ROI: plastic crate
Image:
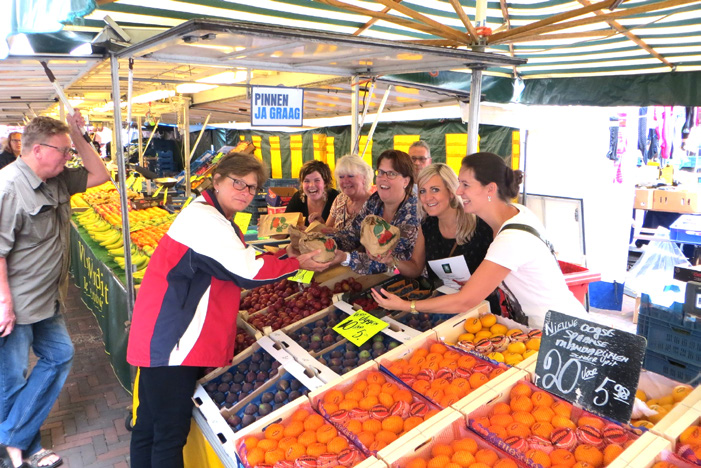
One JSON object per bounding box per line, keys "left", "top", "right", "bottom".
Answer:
{"left": 670, "top": 214, "right": 701, "bottom": 244}
{"left": 558, "top": 260, "right": 601, "bottom": 305}
{"left": 642, "top": 348, "right": 701, "bottom": 383}
{"left": 637, "top": 311, "right": 701, "bottom": 367}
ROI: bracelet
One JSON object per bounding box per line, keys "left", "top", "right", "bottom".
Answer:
{"left": 409, "top": 300, "right": 417, "bottom": 315}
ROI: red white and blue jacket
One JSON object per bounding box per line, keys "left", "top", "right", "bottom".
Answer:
{"left": 127, "top": 190, "right": 299, "bottom": 368}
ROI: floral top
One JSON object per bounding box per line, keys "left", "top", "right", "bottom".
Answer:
{"left": 328, "top": 192, "right": 365, "bottom": 230}
{"left": 333, "top": 192, "right": 419, "bottom": 275}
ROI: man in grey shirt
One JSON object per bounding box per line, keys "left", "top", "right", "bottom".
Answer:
{"left": 0, "top": 113, "right": 109, "bottom": 468}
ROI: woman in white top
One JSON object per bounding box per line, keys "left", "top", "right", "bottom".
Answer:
{"left": 371, "top": 152, "right": 586, "bottom": 329}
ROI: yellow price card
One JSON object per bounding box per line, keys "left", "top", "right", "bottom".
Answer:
{"left": 333, "top": 309, "right": 388, "bottom": 347}
{"left": 289, "top": 269, "right": 314, "bottom": 284}
{"left": 234, "top": 212, "right": 252, "bottom": 233}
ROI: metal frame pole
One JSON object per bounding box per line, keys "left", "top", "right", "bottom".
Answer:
{"left": 350, "top": 76, "right": 359, "bottom": 154}
{"left": 361, "top": 85, "right": 392, "bottom": 160}
{"left": 137, "top": 115, "right": 143, "bottom": 167}
{"left": 110, "top": 53, "right": 136, "bottom": 316}
{"left": 183, "top": 97, "right": 192, "bottom": 198}
{"left": 467, "top": 68, "right": 483, "bottom": 155}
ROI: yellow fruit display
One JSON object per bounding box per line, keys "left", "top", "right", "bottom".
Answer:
{"left": 464, "top": 318, "right": 482, "bottom": 334}
{"left": 630, "top": 384, "right": 694, "bottom": 427}
{"left": 454, "top": 314, "right": 540, "bottom": 365}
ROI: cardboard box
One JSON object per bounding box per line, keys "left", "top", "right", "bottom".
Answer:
{"left": 635, "top": 189, "right": 655, "bottom": 210}
{"left": 674, "top": 263, "right": 701, "bottom": 283}
{"left": 653, "top": 189, "right": 700, "bottom": 214}
{"left": 265, "top": 186, "right": 297, "bottom": 207}
{"left": 266, "top": 205, "right": 286, "bottom": 214}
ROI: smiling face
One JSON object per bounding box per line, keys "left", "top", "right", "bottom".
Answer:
{"left": 337, "top": 171, "right": 365, "bottom": 199}
{"left": 456, "top": 167, "right": 492, "bottom": 215}
{"left": 302, "top": 170, "right": 326, "bottom": 202}
{"left": 375, "top": 159, "right": 410, "bottom": 206}
{"left": 213, "top": 171, "right": 257, "bottom": 218}
{"left": 419, "top": 174, "right": 453, "bottom": 218}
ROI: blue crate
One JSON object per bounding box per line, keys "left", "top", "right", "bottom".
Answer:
{"left": 637, "top": 311, "right": 701, "bottom": 367}
{"left": 670, "top": 214, "right": 701, "bottom": 245}
{"left": 639, "top": 294, "right": 701, "bottom": 331}
{"left": 264, "top": 178, "right": 298, "bottom": 188}
{"left": 642, "top": 349, "right": 701, "bottom": 384}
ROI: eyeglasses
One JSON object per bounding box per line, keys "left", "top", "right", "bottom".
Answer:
{"left": 227, "top": 175, "right": 257, "bottom": 195}
{"left": 39, "top": 143, "right": 77, "bottom": 156}
{"left": 10, "top": 139, "right": 21, "bottom": 143}
{"left": 375, "top": 169, "right": 400, "bottom": 180}
{"left": 411, "top": 156, "right": 430, "bottom": 163}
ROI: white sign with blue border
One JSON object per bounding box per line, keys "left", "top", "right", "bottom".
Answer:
{"left": 251, "top": 86, "right": 304, "bottom": 127}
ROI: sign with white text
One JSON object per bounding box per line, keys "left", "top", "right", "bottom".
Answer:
{"left": 534, "top": 311, "right": 646, "bottom": 424}
{"left": 251, "top": 86, "right": 304, "bottom": 127}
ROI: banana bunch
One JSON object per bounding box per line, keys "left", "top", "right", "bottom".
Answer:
{"left": 113, "top": 253, "right": 149, "bottom": 272}
{"left": 70, "top": 194, "right": 89, "bottom": 209}
{"left": 76, "top": 210, "right": 116, "bottom": 242}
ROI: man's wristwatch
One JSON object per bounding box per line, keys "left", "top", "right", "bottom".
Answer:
{"left": 410, "top": 300, "right": 417, "bottom": 315}
{"left": 341, "top": 252, "right": 351, "bottom": 267}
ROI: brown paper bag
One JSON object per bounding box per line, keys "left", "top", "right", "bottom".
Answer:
{"left": 258, "top": 213, "right": 303, "bottom": 237}
{"left": 360, "top": 215, "right": 400, "bottom": 257}
{"left": 299, "top": 232, "right": 337, "bottom": 263}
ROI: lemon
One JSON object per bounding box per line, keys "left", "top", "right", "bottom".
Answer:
{"left": 507, "top": 341, "right": 527, "bottom": 355}
{"left": 480, "top": 313, "right": 497, "bottom": 328}
{"left": 488, "top": 352, "right": 505, "bottom": 363}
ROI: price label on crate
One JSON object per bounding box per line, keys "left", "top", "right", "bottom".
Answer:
{"left": 289, "top": 269, "right": 314, "bottom": 284}
{"left": 333, "top": 309, "right": 388, "bottom": 347}
{"left": 534, "top": 311, "right": 647, "bottom": 424}
{"left": 234, "top": 212, "right": 252, "bottom": 234}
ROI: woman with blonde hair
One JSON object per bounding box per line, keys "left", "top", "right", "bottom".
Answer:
{"left": 325, "top": 154, "right": 373, "bottom": 231}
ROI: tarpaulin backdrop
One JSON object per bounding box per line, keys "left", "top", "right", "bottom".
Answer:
{"left": 194, "top": 119, "right": 518, "bottom": 180}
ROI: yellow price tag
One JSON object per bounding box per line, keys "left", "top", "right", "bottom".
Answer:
{"left": 153, "top": 185, "right": 163, "bottom": 197}
{"left": 289, "top": 269, "right": 314, "bottom": 284}
{"left": 333, "top": 309, "right": 388, "bottom": 347}
{"left": 234, "top": 212, "right": 252, "bottom": 233}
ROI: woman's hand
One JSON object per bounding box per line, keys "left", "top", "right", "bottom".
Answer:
{"left": 368, "top": 249, "right": 395, "bottom": 265}
{"left": 370, "top": 288, "right": 408, "bottom": 312}
{"left": 297, "top": 250, "right": 332, "bottom": 272}
{"left": 308, "top": 212, "right": 323, "bottom": 223}
{"left": 286, "top": 243, "right": 301, "bottom": 258}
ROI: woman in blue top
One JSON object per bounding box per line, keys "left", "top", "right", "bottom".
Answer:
{"left": 331, "top": 150, "right": 419, "bottom": 275}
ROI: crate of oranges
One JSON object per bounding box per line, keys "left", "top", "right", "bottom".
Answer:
{"left": 377, "top": 330, "right": 516, "bottom": 408}
{"left": 623, "top": 431, "right": 701, "bottom": 468}
{"left": 655, "top": 400, "right": 701, "bottom": 467}
{"left": 234, "top": 397, "right": 374, "bottom": 468}
{"left": 630, "top": 370, "right": 695, "bottom": 430}
{"left": 308, "top": 361, "right": 442, "bottom": 456}
{"left": 381, "top": 406, "right": 528, "bottom": 468}
{"left": 467, "top": 378, "right": 641, "bottom": 468}
{"left": 434, "top": 310, "right": 541, "bottom": 371}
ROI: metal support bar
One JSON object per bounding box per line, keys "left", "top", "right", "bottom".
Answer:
{"left": 137, "top": 115, "right": 143, "bottom": 167}
{"left": 350, "top": 76, "right": 359, "bottom": 155}
{"left": 467, "top": 68, "right": 482, "bottom": 155}
{"left": 183, "top": 98, "right": 192, "bottom": 198}
{"left": 187, "top": 113, "right": 211, "bottom": 193}
{"left": 109, "top": 53, "right": 136, "bottom": 317}
{"left": 361, "top": 85, "right": 392, "bottom": 160}
{"left": 353, "top": 79, "right": 375, "bottom": 155}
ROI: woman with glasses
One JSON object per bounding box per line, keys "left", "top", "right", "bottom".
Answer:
{"left": 0, "top": 132, "right": 22, "bottom": 170}
{"left": 325, "top": 154, "right": 374, "bottom": 231}
{"left": 330, "top": 149, "right": 419, "bottom": 275}
{"left": 371, "top": 152, "right": 586, "bottom": 329}
{"left": 285, "top": 160, "right": 339, "bottom": 225}
{"left": 126, "top": 152, "right": 330, "bottom": 468}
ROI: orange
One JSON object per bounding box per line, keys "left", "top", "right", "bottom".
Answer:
{"left": 346, "top": 419, "right": 362, "bottom": 434}
{"left": 246, "top": 447, "right": 265, "bottom": 466}
{"left": 297, "top": 430, "right": 317, "bottom": 446}
{"left": 357, "top": 431, "right": 375, "bottom": 447}
{"left": 291, "top": 408, "right": 311, "bottom": 421}
{"left": 378, "top": 392, "right": 394, "bottom": 407}
{"left": 432, "top": 443, "right": 454, "bottom": 457}
{"left": 324, "top": 389, "right": 344, "bottom": 406}
{"left": 404, "top": 416, "right": 424, "bottom": 432}
{"left": 445, "top": 464, "right": 462, "bottom": 468}
{"left": 257, "top": 438, "right": 278, "bottom": 451}
{"left": 490, "top": 414, "right": 514, "bottom": 427}
{"left": 510, "top": 395, "right": 534, "bottom": 413}
{"left": 469, "top": 372, "right": 489, "bottom": 389}
{"left": 458, "top": 355, "right": 477, "bottom": 369}
{"left": 512, "top": 411, "right": 536, "bottom": 427}
{"left": 285, "top": 443, "right": 306, "bottom": 461}
{"left": 532, "top": 422, "right": 555, "bottom": 439}
{"left": 464, "top": 317, "right": 483, "bottom": 333}
{"left": 673, "top": 385, "right": 693, "bottom": 402}
{"left": 452, "top": 437, "right": 478, "bottom": 454}
{"left": 532, "top": 406, "right": 555, "bottom": 423}
{"left": 490, "top": 323, "right": 508, "bottom": 335}
{"left": 362, "top": 418, "right": 382, "bottom": 434}
{"left": 425, "top": 352, "right": 442, "bottom": 364}
{"left": 444, "top": 384, "right": 464, "bottom": 397}
{"left": 507, "top": 341, "right": 527, "bottom": 355}
{"left": 490, "top": 368, "right": 507, "bottom": 379}
{"left": 428, "top": 455, "right": 453, "bottom": 468}
{"left": 306, "top": 442, "right": 327, "bottom": 457}
{"left": 432, "top": 378, "right": 451, "bottom": 390}
{"left": 369, "top": 440, "right": 388, "bottom": 451}
{"left": 407, "top": 459, "right": 428, "bottom": 468}
{"left": 452, "top": 450, "right": 476, "bottom": 468}
{"left": 264, "top": 423, "right": 285, "bottom": 441}
{"left": 345, "top": 390, "right": 363, "bottom": 401}
{"left": 526, "top": 338, "right": 541, "bottom": 351}
{"left": 494, "top": 459, "right": 519, "bottom": 468}
{"left": 319, "top": 402, "right": 338, "bottom": 415}
{"left": 487, "top": 425, "right": 508, "bottom": 439}
{"left": 303, "top": 414, "right": 325, "bottom": 432}
{"left": 430, "top": 342, "right": 448, "bottom": 354}
{"left": 359, "top": 395, "right": 379, "bottom": 410}
{"left": 339, "top": 399, "right": 358, "bottom": 411}
{"left": 680, "top": 426, "right": 701, "bottom": 445}
{"left": 480, "top": 313, "right": 498, "bottom": 328}
{"left": 510, "top": 382, "right": 533, "bottom": 399}
{"left": 531, "top": 391, "right": 555, "bottom": 407}
{"left": 440, "top": 395, "right": 461, "bottom": 407}
{"left": 388, "top": 363, "right": 405, "bottom": 375}
{"left": 603, "top": 444, "right": 624, "bottom": 466}
{"left": 526, "top": 449, "right": 552, "bottom": 468}
{"left": 367, "top": 371, "right": 386, "bottom": 385}
{"left": 375, "top": 430, "right": 398, "bottom": 444}
{"left": 426, "top": 388, "right": 445, "bottom": 402}
{"left": 550, "top": 449, "right": 577, "bottom": 467}
{"left": 283, "top": 420, "right": 305, "bottom": 438}
{"left": 278, "top": 436, "right": 298, "bottom": 452}
{"left": 243, "top": 436, "right": 259, "bottom": 451}
{"left": 652, "top": 463, "right": 678, "bottom": 468}
{"left": 577, "top": 416, "right": 605, "bottom": 431}
{"left": 413, "top": 380, "right": 431, "bottom": 394}
{"left": 424, "top": 408, "right": 441, "bottom": 420}
{"left": 551, "top": 415, "right": 577, "bottom": 430}
{"left": 475, "top": 448, "right": 499, "bottom": 466}
{"left": 409, "top": 356, "right": 427, "bottom": 368}
{"left": 458, "top": 332, "right": 475, "bottom": 342}
{"left": 574, "top": 445, "right": 604, "bottom": 468}
{"left": 425, "top": 361, "right": 440, "bottom": 371}
{"left": 327, "top": 436, "right": 349, "bottom": 454}
{"left": 394, "top": 389, "right": 414, "bottom": 404}
{"left": 491, "top": 402, "right": 512, "bottom": 415}
{"left": 352, "top": 380, "right": 368, "bottom": 393}
{"left": 265, "top": 448, "right": 285, "bottom": 465}
{"left": 473, "top": 416, "right": 491, "bottom": 429}
{"left": 382, "top": 382, "right": 399, "bottom": 395}
{"left": 316, "top": 424, "right": 338, "bottom": 444}
{"left": 471, "top": 463, "right": 493, "bottom": 468}
{"left": 506, "top": 422, "right": 531, "bottom": 438}
{"left": 475, "top": 330, "right": 493, "bottom": 341}
{"left": 445, "top": 350, "right": 462, "bottom": 361}
{"left": 552, "top": 401, "right": 573, "bottom": 418}
{"left": 383, "top": 415, "right": 405, "bottom": 434}
{"left": 573, "top": 463, "right": 594, "bottom": 468}
{"left": 365, "top": 383, "right": 382, "bottom": 397}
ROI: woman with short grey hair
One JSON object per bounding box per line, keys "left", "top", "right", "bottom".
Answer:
{"left": 325, "top": 154, "right": 374, "bottom": 231}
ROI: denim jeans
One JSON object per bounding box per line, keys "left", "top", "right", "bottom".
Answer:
{"left": 0, "top": 311, "right": 74, "bottom": 457}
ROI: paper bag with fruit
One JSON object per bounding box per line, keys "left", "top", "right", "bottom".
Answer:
{"left": 298, "top": 232, "right": 337, "bottom": 263}
{"left": 360, "top": 215, "right": 400, "bottom": 257}
{"left": 258, "top": 213, "right": 303, "bottom": 237}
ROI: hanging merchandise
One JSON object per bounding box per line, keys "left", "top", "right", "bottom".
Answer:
{"left": 638, "top": 107, "right": 648, "bottom": 164}
{"left": 606, "top": 115, "right": 618, "bottom": 161}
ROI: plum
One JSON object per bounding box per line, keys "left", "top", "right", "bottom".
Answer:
{"left": 290, "top": 380, "right": 301, "bottom": 391}
{"left": 245, "top": 371, "right": 256, "bottom": 383}
{"left": 226, "top": 393, "right": 238, "bottom": 404}
{"left": 261, "top": 392, "right": 274, "bottom": 404}
{"left": 259, "top": 403, "right": 273, "bottom": 416}
{"left": 253, "top": 381, "right": 263, "bottom": 390}
{"left": 220, "top": 372, "right": 234, "bottom": 383}
{"left": 217, "top": 382, "right": 230, "bottom": 393}
{"left": 205, "top": 382, "right": 217, "bottom": 393}
{"left": 256, "top": 371, "right": 267, "bottom": 382}
{"left": 241, "top": 382, "right": 253, "bottom": 393}
{"left": 288, "top": 390, "right": 301, "bottom": 400}
{"left": 241, "top": 414, "right": 256, "bottom": 427}
{"left": 244, "top": 403, "right": 258, "bottom": 415}
{"left": 213, "top": 392, "right": 225, "bottom": 404}
{"left": 274, "top": 391, "right": 287, "bottom": 403}
{"left": 277, "top": 380, "right": 290, "bottom": 391}
{"left": 233, "top": 373, "right": 244, "bottom": 384}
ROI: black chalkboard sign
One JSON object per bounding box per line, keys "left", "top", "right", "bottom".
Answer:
{"left": 534, "top": 311, "right": 647, "bottom": 424}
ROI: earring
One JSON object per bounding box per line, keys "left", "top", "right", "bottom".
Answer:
{"left": 488, "top": 196, "right": 491, "bottom": 202}
{"left": 216, "top": 189, "right": 219, "bottom": 194}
